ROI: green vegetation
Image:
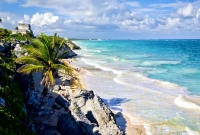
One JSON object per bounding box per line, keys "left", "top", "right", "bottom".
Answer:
{"left": 0, "top": 28, "right": 33, "bottom": 41}
{"left": 0, "top": 52, "right": 35, "bottom": 135}
{"left": 0, "top": 23, "right": 75, "bottom": 134}
{"left": 0, "top": 28, "right": 12, "bottom": 41}
{"left": 15, "top": 33, "right": 72, "bottom": 93}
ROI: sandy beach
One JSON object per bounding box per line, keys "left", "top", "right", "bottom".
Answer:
{"left": 67, "top": 58, "right": 146, "bottom": 135}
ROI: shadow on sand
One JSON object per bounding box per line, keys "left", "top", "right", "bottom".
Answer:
{"left": 102, "top": 98, "right": 130, "bottom": 134}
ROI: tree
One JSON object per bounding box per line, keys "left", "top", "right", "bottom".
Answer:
{"left": 15, "top": 33, "right": 72, "bottom": 98}
{"left": 0, "top": 18, "right": 2, "bottom": 23}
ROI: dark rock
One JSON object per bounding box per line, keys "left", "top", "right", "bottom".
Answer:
{"left": 37, "top": 108, "right": 55, "bottom": 116}
{"left": 57, "top": 113, "right": 98, "bottom": 135}
{"left": 60, "top": 46, "right": 77, "bottom": 58}
{"left": 0, "top": 97, "right": 6, "bottom": 107}
{"left": 0, "top": 44, "right": 6, "bottom": 53}
{"left": 86, "top": 111, "right": 98, "bottom": 125}
{"left": 52, "top": 102, "right": 62, "bottom": 110}
{"left": 55, "top": 95, "right": 69, "bottom": 109}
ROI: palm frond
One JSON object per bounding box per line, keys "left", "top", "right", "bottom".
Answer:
{"left": 22, "top": 45, "right": 42, "bottom": 56}
{"left": 17, "top": 64, "right": 44, "bottom": 74}
{"left": 32, "top": 39, "right": 51, "bottom": 61}
{"left": 38, "top": 34, "right": 51, "bottom": 47}
{"left": 15, "top": 56, "right": 42, "bottom": 65}
{"left": 58, "top": 39, "right": 66, "bottom": 49}
{"left": 31, "top": 39, "right": 44, "bottom": 49}
{"left": 51, "top": 64, "right": 73, "bottom": 71}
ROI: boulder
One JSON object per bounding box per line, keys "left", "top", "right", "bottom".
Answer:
{"left": 55, "top": 95, "right": 69, "bottom": 109}
{"left": 0, "top": 97, "right": 6, "bottom": 107}
{"left": 57, "top": 113, "right": 98, "bottom": 135}
{"left": 67, "top": 43, "right": 81, "bottom": 50}
{"left": 58, "top": 45, "right": 77, "bottom": 58}
{"left": 14, "top": 44, "right": 23, "bottom": 57}
{"left": 0, "top": 44, "right": 6, "bottom": 53}
{"left": 68, "top": 89, "right": 123, "bottom": 135}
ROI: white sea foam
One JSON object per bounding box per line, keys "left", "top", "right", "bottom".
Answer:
{"left": 144, "top": 124, "right": 153, "bottom": 135}
{"left": 140, "top": 60, "right": 180, "bottom": 66}
{"left": 178, "top": 68, "right": 199, "bottom": 74}
{"left": 83, "top": 54, "right": 92, "bottom": 57}
{"left": 174, "top": 96, "right": 200, "bottom": 110}
{"left": 113, "top": 71, "right": 189, "bottom": 95}
{"left": 96, "top": 50, "right": 101, "bottom": 53}
{"left": 113, "top": 57, "right": 119, "bottom": 61}
{"left": 81, "top": 58, "right": 123, "bottom": 75}
{"left": 185, "top": 126, "right": 200, "bottom": 135}
{"left": 113, "top": 77, "right": 129, "bottom": 85}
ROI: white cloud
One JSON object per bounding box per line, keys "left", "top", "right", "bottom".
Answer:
{"left": 124, "top": 2, "right": 140, "bottom": 7}
{"left": 24, "top": 14, "right": 30, "bottom": 22}
{"left": 0, "top": 12, "right": 19, "bottom": 29}
{"left": 149, "top": 1, "right": 187, "bottom": 9}
{"left": 9, "top": 0, "right": 200, "bottom": 38}
{"left": 30, "top": 12, "right": 59, "bottom": 27}
{"left": 6, "top": 16, "right": 11, "bottom": 21}
{"left": 3, "top": 0, "right": 18, "bottom": 3}
{"left": 177, "top": 4, "right": 194, "bottom": 17}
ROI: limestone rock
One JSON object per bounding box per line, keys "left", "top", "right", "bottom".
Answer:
{"left": 68, "top": 89, "right": 123, "bottom": 135}
{"left": 58, "top": 45, "right": 77, "bottom": 58}
{"left": 67, "top": 43, "right": 81, "bottom": 50}
{"left": 14, "top": 44, "right": 23, "bottom": 57}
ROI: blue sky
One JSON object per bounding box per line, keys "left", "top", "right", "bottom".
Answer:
{"left": 0, "top": 0, "right": 200, "bottom": 39}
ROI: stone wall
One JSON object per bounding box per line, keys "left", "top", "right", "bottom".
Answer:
{"left": 12, "top": 23, "right": 33, "bottom": 36}
{"left": 18, "top": 23, "right": 31, "bottom": 31}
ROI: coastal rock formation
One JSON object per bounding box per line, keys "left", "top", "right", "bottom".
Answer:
{"left": 59, "top": 45, "right": 77, "bottom": 58}
{"left": 0, "top": 42, "right": 12, "bottom": 57}
{"left": 14, "top": 41, "right": 77, "bottom": 58}
{"left": 67, "top": 89, "right": 123, "bottom": 135}
{"left": 14, "top": 44, "right": 23, "bottom": 57}
{"left": 67, "top": 42, "right": 81, "bottom": 50}
{"left": 24, "top": 78, "right": 123, "bottom": 135}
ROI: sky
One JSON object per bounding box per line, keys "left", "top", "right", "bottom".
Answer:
{"left": 0, "top": 0, "right": 200, "bottom": 39}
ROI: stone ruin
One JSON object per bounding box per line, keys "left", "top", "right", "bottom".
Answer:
{"left": 12, "top": 23, "right": 34, "bottom": 36}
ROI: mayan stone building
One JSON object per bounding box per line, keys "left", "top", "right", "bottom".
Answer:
{"left": 12, "top": 23, "right": 34, "bottom": 36}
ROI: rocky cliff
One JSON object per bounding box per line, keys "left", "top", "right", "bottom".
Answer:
{"left": 25, "top": 73, "right": 123, "bottom": 135}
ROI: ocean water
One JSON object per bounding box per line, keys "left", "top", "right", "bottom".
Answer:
{"left": 72, "top": 39, "right": 200, "bottom": 135}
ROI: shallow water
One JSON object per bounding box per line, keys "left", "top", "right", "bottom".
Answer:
{"left": 72, "top": 39, "right": 200, "bottom": 134}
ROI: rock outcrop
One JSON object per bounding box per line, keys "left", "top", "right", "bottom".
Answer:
{"left": 59, "top": 45, "right": 77, "bottom": 58}
{"left": 0, "top": 42, "right": 12, "bottom": 57}
{"left": 67, "top": 42, "right": 81, "bottom": 50}
{"left": 24, "top": 79, "right": 123, "bottom": 135}
{"left": 67, "top": 89, "right": 123, "bottom": 135}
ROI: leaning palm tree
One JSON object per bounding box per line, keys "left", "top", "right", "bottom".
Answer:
{"left": 15, "top": 33, "right": 72, "bottom": 98}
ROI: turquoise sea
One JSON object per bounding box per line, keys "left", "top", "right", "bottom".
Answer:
{"left": 72, "top": 39, "right": 200, "bottom": 135}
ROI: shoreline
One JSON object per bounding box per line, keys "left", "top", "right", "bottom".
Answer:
{"left": 67, "top": 58, "right": 146, "bottom": 135}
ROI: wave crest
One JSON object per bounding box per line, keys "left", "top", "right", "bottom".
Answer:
{"left": 174, "top": 96, "right": 200, "bottom": 110}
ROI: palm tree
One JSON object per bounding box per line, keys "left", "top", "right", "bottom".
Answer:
{"left": 15, "top": 33, "right": 72, "bottom": 98}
